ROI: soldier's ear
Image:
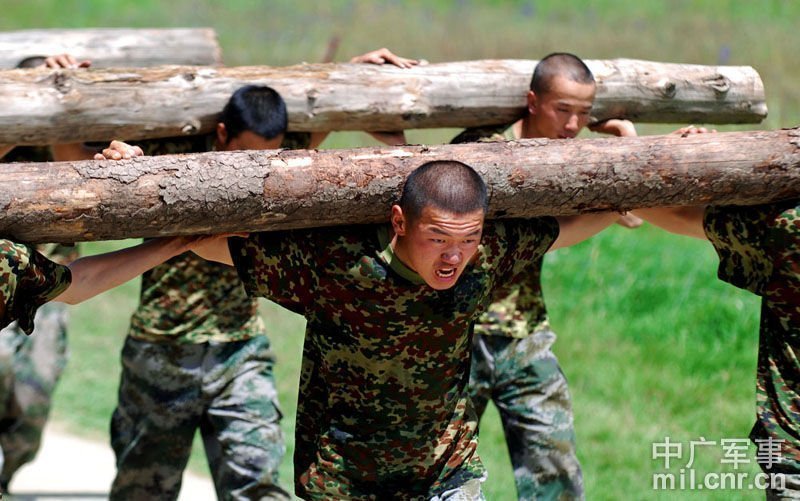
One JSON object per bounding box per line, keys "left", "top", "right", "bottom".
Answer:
{"left": 391, "top": 205, "right": 408, "bottom": 236}
{"left": 216, "top": 123, "right": 228, "bottom": 146}
{"left": 527, "top": 90, "right": 538, "bottom": 116}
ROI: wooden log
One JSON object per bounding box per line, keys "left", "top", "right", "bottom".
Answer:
{"left": 1, "top": 128, "right": 798, "bottom": 243}
{"left": 0, "top": 28, "right": 222, "bottom": 69}
{"left": 0, "top": 59, "right": 766, "bottom": 145}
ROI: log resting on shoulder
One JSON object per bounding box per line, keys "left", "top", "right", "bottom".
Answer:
{"left": 0, "top": 58, "right": 767, "bottom": 145}
{"left": 1, "top": 128, "right": 798, "bottom": 244}
{"left": 0, "top": 28, "right": 222, "bottom": 69}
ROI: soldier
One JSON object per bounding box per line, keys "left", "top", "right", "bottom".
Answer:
{"left": 636, "top": 201, "right": 800, "bottom": 498}
{"left": 99, "top": 49, "right": 418, "bottom": 501}
{"left": 190, "top": 160, "right": 621, "bottom": 499}
{"left": 452, "top": 53, "right": 712, "bottom": 500}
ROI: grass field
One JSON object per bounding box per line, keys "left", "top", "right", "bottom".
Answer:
{"left": 4, "top": 1, "right": 798, "bottom": 499}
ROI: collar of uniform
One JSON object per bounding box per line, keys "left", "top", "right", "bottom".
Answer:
{"left": 376, "top": 226, "right": 426, "bottom": 285}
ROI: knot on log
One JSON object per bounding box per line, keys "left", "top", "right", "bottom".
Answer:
{"left": 51, "top": 71, "right": 71, "bottom": 94}
{"left": 657, "top": 78, "right": 677, "bottom": 99}
{"left": 703, "top": 74, "right": 731, "bottom": 95}
{"left": 181, "top": 120, "right": 200, "bottom": 135}
{"left": 305, "top": 89, "right": 319, "bottom": 117}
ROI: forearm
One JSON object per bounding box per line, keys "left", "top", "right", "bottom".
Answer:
{"left": 51, "top": 143, "right": 99, "bottom": 161}
{"left": 55, "top": 237, "right": 191, "bottom": 304}
{"left": 551, "top": 212, "right": 620, "bottom": 250}
{"left": 633, "top": 206, "right": 708, "bottom": 240}
{"left": 191, "top": 236, "right": 234, "bottom": 265}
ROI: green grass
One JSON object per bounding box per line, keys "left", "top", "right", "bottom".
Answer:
{"left": 5, "top": 0, "right": 796, "bottom": 498}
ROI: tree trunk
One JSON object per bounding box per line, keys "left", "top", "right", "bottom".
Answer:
{"left": 0, "top": 59, "right": 766, "bottom": 145}
{"left": 2, "top": 128, "right": 798, "bottom": 243}
{"left": 0, "top": 28, "right": 222, "bottom": 69}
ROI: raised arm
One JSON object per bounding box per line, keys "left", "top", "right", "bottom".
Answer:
{"left": 54, "top": 236, "right": 194, "bottom": 304}
{"left": 550, "top": 212, "right": 621, "bottom": 251}
{"left": 634, "top": 206, "right": 708, "bottom": 240}
{"left": 308, "top": 48, "right": 419, "bottom": 148}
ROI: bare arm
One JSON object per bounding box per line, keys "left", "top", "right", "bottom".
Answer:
{"left": 54, "top": 236, "right": 194, "bottom": 304}
{"left": 51, "top": 143, "right": 100, "bottom": 161}
{"left": 310, "top": 48, "right": 418, "bottom": 148}
{"left": 634, "top": 206, "right": 708, "bottom": 240}
{"left": 550, "top": 212, "right": 620, "bottom": 251}
{"left": 190, "top": 235, "right": 234, "bottom": 266}
{"left": 588, "top": 118, "right": 638, "bottom": 137}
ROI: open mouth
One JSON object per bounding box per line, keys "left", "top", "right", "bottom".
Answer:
{"left": 435, "top": 268, "right": 456, "bottom": 278}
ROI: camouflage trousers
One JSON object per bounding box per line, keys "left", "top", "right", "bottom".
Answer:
{"left": 430, "top": 474, "right": 487, "bottom": 500}
{"left": 110, "top": 334, "right": 290, "bottom": 501}
{"left": 0, "top": 302, "right": 68, "bottom": 487}
{"left": 469, "top": 330, "right": 584, "bottom": 501}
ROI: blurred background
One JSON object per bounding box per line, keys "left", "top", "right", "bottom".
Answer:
{"left": 3, "top": 1, "right": 798, "bottom": 499}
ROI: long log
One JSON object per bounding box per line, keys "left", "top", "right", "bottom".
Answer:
{"left": 0, "top": 59, "right": 766, "bottom": 145}
{"left": 0, "top": 28, "right": 223, "bottom": 69}
{"left": 1, "top": 128, "right": 798, "bottom": 243}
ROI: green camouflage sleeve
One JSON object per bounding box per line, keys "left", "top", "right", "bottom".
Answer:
{"left": 704, "top": 204, "right": 779, "bottom": 296}
{"left": 0, "top": 239, "right": 71, "bottom": 334}
{"left": 767, "top": 205, "right": 800, "bottom": 327}
{"left": 228, "top": 231, "right": 320, "bottom": 315}
{"left": 502, "top": 217, "right": 560, "bottom": 279}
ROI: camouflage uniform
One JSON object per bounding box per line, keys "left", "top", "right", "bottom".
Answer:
{"left": 704, "top": 201, "right": 800, "bottom": 498}
{"left": 228, "top": 217, "right": 560, "bottom": 499}
{"left": 453, "top": 127, "right": 583, "bottom": 500}
{"left": 0, "top": 239, "right": 72, "bottom": 490}
{"left": 0, "top": 147, "right": 80, "bottom": 489}
{"left": 109, "top": 133, "right": 306, "bottom": 501}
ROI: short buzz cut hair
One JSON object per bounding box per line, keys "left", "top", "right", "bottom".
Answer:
{"left": 400, "top": 161, "right": 488, "bottom": 221}
{"left": 530, "top": 52, "right": 595, "bottom": 94}
{"left": 219, "top": 85, "right": 288, "bottom": 143}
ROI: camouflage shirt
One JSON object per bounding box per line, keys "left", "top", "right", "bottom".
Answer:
{"left": 450, "top": 126, "right": 550, "bottom": 338}
{"left": 229, "top": 218, "right": 560, "bottom": 499}
{"left": 128, "top": 132, "right": 310, "bottom": 344}
{"left": 0, "top": 239, "right": 71, "bottom": 335}
{"left": 704, "top": 200, "right": 800, "bottom": 471}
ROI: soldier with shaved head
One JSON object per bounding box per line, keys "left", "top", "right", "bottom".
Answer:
{"left": 191, "top": 160, "right": 620, "bottom": 499}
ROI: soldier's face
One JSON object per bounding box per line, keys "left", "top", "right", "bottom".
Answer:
{"left": 391, "top": 205, "right": 484, "bottom": 290}
{"left": 527, "top": 76, "right": 595, "bottom": 139}
{"left": 216, "top": 123, "right": 284, "bottom": 151}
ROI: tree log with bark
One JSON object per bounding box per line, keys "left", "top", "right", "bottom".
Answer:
{"left": 0, "top": 59, "right": 766, "bottom": 145}
{"left": 1, "top": 128, "right": 797, "bottom": 243}
{"left": 0, "top": 28, "right": 222, "bottom": 69}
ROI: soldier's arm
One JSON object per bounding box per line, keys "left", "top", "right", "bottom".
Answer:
{"left": 550, "top": 212, "right": 620, "bottom": 251}
{"left": 190, "top": 235, "right": 235, "bottom": 266}
{"left": 308, "top": 48, "right": 418, "bottom": 148}
{"left": 634, "top": 206, "right": 708, "bottom": 240}
{"left": 54, "top": 236, "right": 195, "bottom": 304}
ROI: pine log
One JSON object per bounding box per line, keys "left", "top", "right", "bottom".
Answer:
{"left": 0, "top": 59, "right": 766, "bottom": 145}
{"left": 1, "top": 128, "right": 798, "bottom": 243}
{"left": 0, "top": 28, "right": 222, "bottom": 69}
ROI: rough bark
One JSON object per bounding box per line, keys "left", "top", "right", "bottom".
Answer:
{"left": 1, "top": 128, "right": 798, "bottom": 244}
{"left": 0, "top": 59, "right": 766, "bottom": 145}
{"left": 0, "top": 28, "right": 222, "bottom": 69}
